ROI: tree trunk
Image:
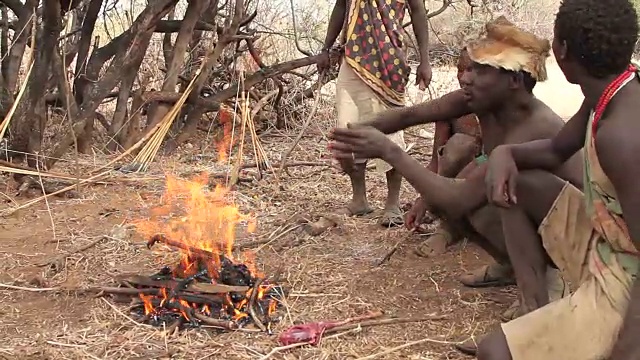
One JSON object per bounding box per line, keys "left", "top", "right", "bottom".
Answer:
{"left": 4, "top": 0, "right": 37, "bottom": 97}
{"left": 145, "top": 0, "right": 210, "bottom": 132}
{"left": 8, "top": 0, "right": 62, "bottom": 170}
{"left": 47, "top": 0, "right": 179, "bottom": 168}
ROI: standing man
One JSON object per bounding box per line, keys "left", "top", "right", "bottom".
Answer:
{"left": 317, "top": 0, "right": 432, "bottom": 227}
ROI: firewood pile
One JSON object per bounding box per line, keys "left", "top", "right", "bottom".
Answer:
{"left": 104, "top": 234, "right": 285, "bottom": 334}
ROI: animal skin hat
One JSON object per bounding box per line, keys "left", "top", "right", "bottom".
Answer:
{"left": 466, "top": 16, "right": 551, "bottom": 81}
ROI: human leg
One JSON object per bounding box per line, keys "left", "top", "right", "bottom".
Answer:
{"left": 460, "top": 180, "right": 612, "bottom": 359}
{"left": 478, "top": 274, "right": 627, "bottom": 360}
{"left": 501, "top": 170, "right": 585, "bottom": 313}
{"left": 335, "top": 61, "right": 373, "bottom": 216}
{"left": 379, "top": 168, "right": 404, "bottom": 227}
{"left": 458, "top": 205, "right": 516, "bottom": 288}
{"left": 415, "top": 133, "right": 480, "bottom": 256}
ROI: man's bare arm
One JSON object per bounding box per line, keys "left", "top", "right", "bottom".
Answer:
{"left": 597, "top": 116, "right": 640, "bottom": 360}
{"left": 407, "top": 0, "right": 430, "bottom": 64}
{"left": 383, "top": 144, "right": 487, "bottom": 218}
{"left": 323, "top": 0, "right": 347, "bottom": 50}
{"left": 503, "top": 99, "right": 590, "bottom": 171}
{"left": 365, "top": 89, "right": 472, "bottom": 134}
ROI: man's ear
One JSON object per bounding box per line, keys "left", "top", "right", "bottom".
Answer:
{"left": 555, "top": 40, "right": 569, "bottom": 62}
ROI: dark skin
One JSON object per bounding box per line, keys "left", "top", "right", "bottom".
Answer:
{"left": 479, "top": 37, "right": 640, "bottom": 359}
{"left": 329, "top": 60, "right": 583, "bottom": 269}
{"left": 407, "top": 49, "right": 478, "bottom": 230}
{"left": 318, "top": 0, "right": 432, "bottom": 223}
{"left": 317, "top": 0, "right": 432, "bottom": 88}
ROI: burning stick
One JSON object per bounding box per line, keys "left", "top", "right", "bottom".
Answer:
{"left": 147, "top": 234, "right": 217, "bottom": 260}
{"left": 115, "top": 274, "right": 250, "bottom": 293}
{"left": 192, "top": 312, "right": 238, "bottom": 330}
{"left": 95, "top": 287, "right": 226, "bottom": 307}
{"left": 248, "top": 278, "right": 267, "bottom": 332}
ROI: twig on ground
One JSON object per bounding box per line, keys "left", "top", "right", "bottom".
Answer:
{"left": 37, "top": 235, "right": 106, "bottom": 268}
{"left": 354, "top": 337, "right": 458, "bottom": 360}
{"left": 326, "top": 314, "right": 448, "bottom": 334}
{"left": 375, "top": 229, "right": 415, "bottom": 267}
{"left": 0, "top": 283, "right": 58, "bottom": 292}
{"left": 100, "top": 298, "right": 155, "bottom": 329}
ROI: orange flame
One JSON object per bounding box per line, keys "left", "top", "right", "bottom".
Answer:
{"left": 132, "top": 171, "right": 280, "bottom": 328}
{"left": 134, "top": 172, "right": 256, "bottom": 278}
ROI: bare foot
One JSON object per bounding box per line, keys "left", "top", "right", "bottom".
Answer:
{"left": 414, "top": 231, "right": 452, "bottom": 258}
{"left": 378, "top": 206, "right": 404, "bottom": 227}
{"left": 336, "top": 200, "right": 374, "bottom": 217}
{"left": 458, "top": 263, "right": 516, "bottom": 288}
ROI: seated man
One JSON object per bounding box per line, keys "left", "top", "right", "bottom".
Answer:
{"left": 409, "top": 48, "right": 517, "bottom": 291}
{"left": 328, "top": 16, "right": 579, "bottom": 321}
{"left": 411, "top": 47, "right": 484, "bottom": 258}
{"left": 476, "top": 0, "right": 640, "bottom": 359}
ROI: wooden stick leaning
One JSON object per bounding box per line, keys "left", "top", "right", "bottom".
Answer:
{"left": 275, "top": 75, "right": 324, "bottom": 181}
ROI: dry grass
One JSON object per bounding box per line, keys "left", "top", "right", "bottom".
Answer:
{"left": 0, "top": 62, "right": 517, "bottom": 359}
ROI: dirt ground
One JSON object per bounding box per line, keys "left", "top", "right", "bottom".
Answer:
{"left": 0, "top": 62, "right": 582, "bottom": 360}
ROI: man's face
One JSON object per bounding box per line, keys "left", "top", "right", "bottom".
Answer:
{"left": 457, "top": 50, "right": 472, "bottom": 86}
{"left": 459, "top": 61, "right": 511, "bottom": 113}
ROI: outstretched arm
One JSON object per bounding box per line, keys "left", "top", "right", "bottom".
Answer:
{"left": 384, "top": 144, "right": 488, "bottom": 218}
{"left": 365, "top": 89, "right": 472, "bottom": 134}
{"left": 597, "top": 115, "right": 640, "bottom": 360}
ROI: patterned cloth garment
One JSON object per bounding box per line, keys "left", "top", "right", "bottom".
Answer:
{"left": 341, "top": 0, "right": 411, "bottom": 106}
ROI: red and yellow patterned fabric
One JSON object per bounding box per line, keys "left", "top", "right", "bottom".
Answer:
{"left": 342, "top": 0, "right": 411, "bottom": 106}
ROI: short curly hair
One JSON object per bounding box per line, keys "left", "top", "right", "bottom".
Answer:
{"left": 555, "top": 0, "right": 639, "bottom": 78}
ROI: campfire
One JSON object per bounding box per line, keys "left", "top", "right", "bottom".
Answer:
{"left": 111, "top": 173, "right": 283, "bottom": 333}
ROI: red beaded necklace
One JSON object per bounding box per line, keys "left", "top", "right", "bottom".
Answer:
{"left": 591, "top": 64, "right": 637, "bottom": 137}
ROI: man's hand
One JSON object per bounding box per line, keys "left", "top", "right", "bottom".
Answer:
{"left": 328, "top": 125, "right": 397, "bottom": 161}
{"left": 317, "top": 49, "right": 331, "bottom": 74}
{"left": 416, "top": 61, "right": 433, "bottom": 91}
{"left": 405, "top": 196, "right": 428, "bottom": 230}
{"left": 485, "top": 145, "right": 519, "bottom": 207}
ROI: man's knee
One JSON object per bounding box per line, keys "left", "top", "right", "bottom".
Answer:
{"left": 438, "top": 133, "right": 479, "bottom": 178}
{"left": 477, "top": 329, "right": 512, "bottom": 360}
{"left": 514, "top": 170, "right": 567, "bottom": 223}
{"left": 468, "top": 205, "right": 500, "bottom": 235}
